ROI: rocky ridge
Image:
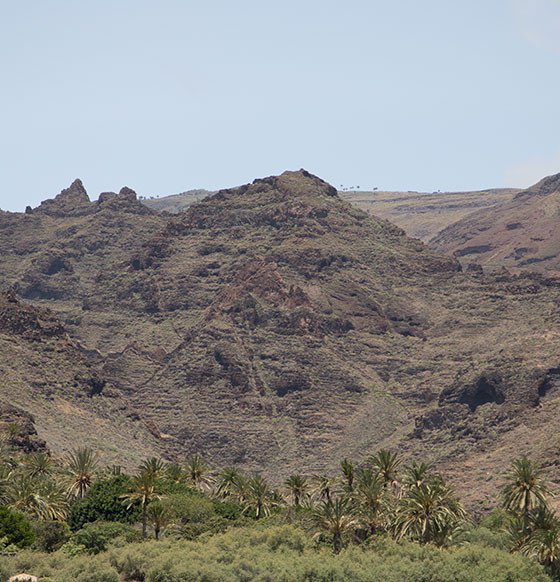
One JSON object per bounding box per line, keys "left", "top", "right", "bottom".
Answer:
{"left": 1, "top": 170, "right": 560, "bottom": 510}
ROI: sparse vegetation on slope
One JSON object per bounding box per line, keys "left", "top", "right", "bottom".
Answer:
{"left": 1, "top": 170, "right": 560, "bottom": 513}
{"left": 431, "top": 172, "right": 560, "bottom": 275}
{"left": 339, "top": 187, "right": 520, "bottom": 241}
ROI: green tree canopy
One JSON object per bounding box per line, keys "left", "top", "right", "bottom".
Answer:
{"left": 68, "top": 475, "right": 141, "bottom": 531}
{"left": 0, "top": 505, "right": 35, "bottom": 548}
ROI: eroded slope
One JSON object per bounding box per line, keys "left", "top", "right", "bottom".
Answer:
{"left": 2, "top": 170, "right": 560, "bottom": 511}
{"left": 431, "top": 173, "right": 560, "bottom": 275}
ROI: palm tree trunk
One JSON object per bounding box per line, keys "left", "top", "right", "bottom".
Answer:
{"left": 523, "top": 491, "right": 531, "bottom": 532}
{"left": 333, "top": 531, "right": 342, "bottom": 554}
{"left": 142, "top": 499, "right": 147, "bottom": 539}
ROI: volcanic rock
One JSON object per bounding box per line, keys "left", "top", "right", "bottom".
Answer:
{"left": 1, "top": 170, "right": 560, "bottom": 510}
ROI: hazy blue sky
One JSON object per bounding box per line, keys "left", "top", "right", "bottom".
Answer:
{"left": 1, "top": 0, "right": 560, "bottom": 211}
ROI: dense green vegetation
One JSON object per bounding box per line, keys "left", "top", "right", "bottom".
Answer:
{"left": 0, "top": 433, "right": 558, "bottom": 581}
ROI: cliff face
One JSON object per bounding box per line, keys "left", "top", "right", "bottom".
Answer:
{"left": 2, "top": 170, "right": 560, "bottom": 511}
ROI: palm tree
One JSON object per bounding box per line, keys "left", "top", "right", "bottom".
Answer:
{"left": 103, "top": 464, "right": 122, "bottom": 477}
{"left": 122, "top": 470, "right": 162, "bottom": 539}
{"left": 7, "top": 474, "right": 68, "bottom": 520}
{"left": 241, "top": 475, "right": 279, "bottom": 519}
{"left": 146, "top": 500, "right": 171, "bottom": 540}
{"left": 0, "top": 464, "right": 13, "bottom": 504}
{"left": 215, "top": 466, "right": 243, "bottom": 499}
{"left": 511, "top": 505, "right": 560, "bottom": 571}
{"left": 508, "top": 514, "right": 529, "bottom": 551}
{"left": 312, "top": 497, "right": 356, "bottom": 554}
{"left": 403, "top": 461, "right": 430, "bottom": 489}
{"left": 37, "top": 478, "right": 69, "bottom": 521}
{"left": 6, "top": 473, "right": 37, "bottom": 515}
{"left": 23, "top": 452, "right": 53, "bottom": 479}
{"left": 502, "top": 457, "right": 551, "bottom": 530}
{"left": 65, "top": 447, "right": 99, "bottom": 499}
{"left": 392, "top": 481, "right": 466, "bottom": 546}
{"left": 184, "top": 454, "right": 214, "bottom": 491}
{"left": 530, "top": 505, "right": 558, "bottom": 532}
{"left": 340, "top": 459, "right": 355, "bottom": 493}
{"left": 139, "top": 457, "right": 165, "bottom": 479}
{"left": 0, "top": 439, "right": 17, "bottom": 469}
{"left": 353, "top": 467, "right": 385, "bottom": 537}
{"left": 164, "top": 462, "right": 185, "bottom": 483}
{"left": 369, "top": 449, "right": 401, "bottom": 488}
{"left": 524, "top": 523, "right": 560, "bottom": 576}
{"left": 285, "top": 474, "right": 308, "bottom": 506}
{"left": 310, "top": 474, "right": 337, "bottom": 503}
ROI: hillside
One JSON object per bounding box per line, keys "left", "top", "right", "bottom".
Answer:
{"left": 340, "top": 187, "right": 520, "bottom": 241}
{"left": 141, "top": 186, "right": 519, "bottom": 241}
{"left": 431, "top": 173, "right": 560, "bottom": 275}
{"left": 0, "top": 289, "right": 160, "bottom": 465}
{"left": 1, "top": 170, "right": 560, "bottom": 511}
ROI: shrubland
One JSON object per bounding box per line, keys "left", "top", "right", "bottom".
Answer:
{"left": 0, "top": 435, "right": 559, "bottom": 581}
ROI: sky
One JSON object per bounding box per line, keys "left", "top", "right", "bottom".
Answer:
{"left": 1, "top": 0, "right": 560, "bottom": 211}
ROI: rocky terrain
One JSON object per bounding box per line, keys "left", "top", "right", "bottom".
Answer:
{"left": 141, "top": 186, "right": 520, "bottom": 242}
{"left": 1, "top": 170, "right": 560, "bottom": 511}
{"left": 431, "top": 173, "right": 560, "bottom": 275}
{"left": 0, "top": 288, "right": 159, "bottom": 465}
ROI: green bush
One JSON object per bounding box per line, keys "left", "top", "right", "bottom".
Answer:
{"left": 457, "top": 525, "right": 510, "bottom": 550}
{"left": 162, "top": 492, "right": 215, "bottom": 525}
{"left": 0, "top": 523, "right": 551, "bottom": 582}
{"left": 33, "top": 520, "right": 71, "bottom": 553}
{"left": 63, "top": 556, "right": 119, "bottom": 582}
{"left": 109, "top": 542, "right": 167, "bottom": 581}
{"left": 212, "top": 498, "right": 243, "bottom": 520}
{"left": 68, "top": 476, "right": 141, "bottom": 531}
{"left": 158, "top": 480, "right": 201, "bottom": 497}
{"left": 60, "top": 539, "right": 88, "bottom": 557}
{"left": 0, "top": 560, "right": 11, "bottom": 582}
{"left": 480, "top": 507, "right": 510, "bottom": 531}
{"left": 0, "top": 506, "right": 36, "bottom": 548}
{"left": 74, "top": 566, "right": 119, "bottom": 582}
{"left": 72, "top": 521, "right": 142, "bottom": 554}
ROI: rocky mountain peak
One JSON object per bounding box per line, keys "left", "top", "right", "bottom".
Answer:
{"left": 67, "top": 178, "right": 89, "bottom": 198}
{"left": 33, "top": 178, "right": 93, "bottom": 217}
{"left": 96, "top": 186, "right": 154, "bottom": 215}
{"left": 118, "top": 186, "right": 138, "bottom": 201}
{"left": 251, "top": 169, "right": 338, "bottom": 199}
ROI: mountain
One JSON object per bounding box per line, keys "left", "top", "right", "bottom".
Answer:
{"left": 2, "top": 170, "right": 560, "bottom": 511}
{"left": 139, "top": 187, "right": 520, "bottom": 242}
{"left": 430, "top": 173, "right": 560, "bottom": 275}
